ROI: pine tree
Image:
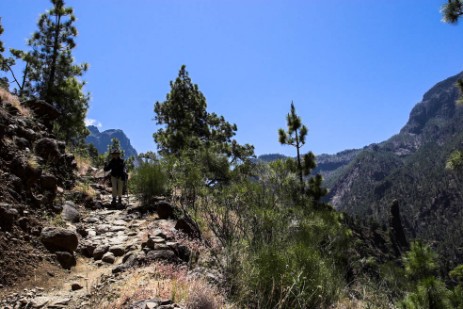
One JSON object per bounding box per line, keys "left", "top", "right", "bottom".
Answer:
{"left": 442, "top": 1, "right": 463, "bottom": 103}
{"left": 442, "top": 2, "right": 463, "bottom": 170}
{"left": 278, "top": 102, "right": 309, "bottom": 190}
{"left": 441, "top": 0, "right": 463, "bottom": 24}
{"left": 278, "top": 102, "right": 328, "bottom": 204}
{"left": 154, "top": 65, "right": 254, "bottom": 188}
{"left": 154, "top": 65, "right": 209, "bottom": 156}
{"left": 13, "top": 0, "right": 89, "bottom": 143}
{"left": 154, "top": 65, "right": 254, "bottom": 162}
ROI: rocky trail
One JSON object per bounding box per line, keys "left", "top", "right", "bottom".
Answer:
{"left": 0, "top": 191, "right": 215, "bottom": 309}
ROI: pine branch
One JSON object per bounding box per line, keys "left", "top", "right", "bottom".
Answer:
{"left": 5, "top": 63, "right": 21, "bottom": 91}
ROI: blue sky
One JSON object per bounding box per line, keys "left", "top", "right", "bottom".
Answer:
{"left": 2, "top": 0, "right": 463, "bottom": 156}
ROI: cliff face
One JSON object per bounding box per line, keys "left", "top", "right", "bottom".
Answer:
{"left": 86, "top": 125, "right": 138, "bottom": 159}
{"left": 324, "top": 71, "right": 463, "bottom": 267}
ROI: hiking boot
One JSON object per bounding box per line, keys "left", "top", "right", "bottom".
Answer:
{"left": 111, "top": 197, "right": 116, "bottom": 205}
{"left": 118, "top": 197, "right": 122, "bottom": 204}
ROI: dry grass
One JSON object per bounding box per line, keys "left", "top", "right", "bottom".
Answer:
{"left": 100, "top": 262, "right": 226, "bottom": 309}
{"left": 185, "top": 278, "right": 225, "bottom": 309}
{"left": 72, "top": 181, "right": 97, "bottom": 198}
{"left": 0, "top": 87, "right": 30, "bottom": 117}
{"left": 74, "top": 153, "right": 93, "bottom": 176}
{"left": 331, "top": 282, "right": 397, "bottom": 309}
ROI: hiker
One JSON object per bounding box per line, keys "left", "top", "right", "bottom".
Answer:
{"left": 104, "top": 148, "right": 126, "bottom": 204}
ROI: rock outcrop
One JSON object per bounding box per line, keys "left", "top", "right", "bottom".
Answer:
{"left": 0, "top": 89, "right": 79, "bottom": 284}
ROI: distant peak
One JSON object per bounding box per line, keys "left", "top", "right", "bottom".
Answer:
{"left": 87, "top": 125, "right": 100, "bottom": 134}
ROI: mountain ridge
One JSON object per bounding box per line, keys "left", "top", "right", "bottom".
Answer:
{"left": 324, "top": 71, "right": 463, "bottom": 268}
{"left": 85, "top": 125, "right": 138, "bottom": 159}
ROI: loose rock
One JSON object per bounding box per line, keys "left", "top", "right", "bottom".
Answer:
{"left": 0, "top": 203, "right": 19, "bottom": 231}
{"left": 109, "top": 244, "right": 126, "bottom": 257}
{"left": 71, "top": 283, "right": 84, "bottom": 291}
{"left": 40, "top": 227, "right": 79, "bottom": 252}
{"left": 93, "top": 245, "right": 109, "bottom": 260}
{"left": 102, "top": 252, "right": 116, "bottom": 264}
{"left": 55, "top": 251, "right": 76, "bottom": 269}
{"left": 61, "top": 201, "right": 80, "bottom": 223}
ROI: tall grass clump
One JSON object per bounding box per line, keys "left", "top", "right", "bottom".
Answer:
{"left": 236, "top": 199, "right": 348, "bottom": 308}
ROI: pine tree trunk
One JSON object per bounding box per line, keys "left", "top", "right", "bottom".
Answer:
{"left": 46, "top": 13, "right": 61, "bottom": 102}
{"left": 295, "top": 130, "right": 304, "bottom": 193}
{"left": 18, "top": 62, "right": 29, "bottom": 97}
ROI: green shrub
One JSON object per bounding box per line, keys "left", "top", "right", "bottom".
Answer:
{"left": 130, "top": 162, "right": 168, "bottom": 204}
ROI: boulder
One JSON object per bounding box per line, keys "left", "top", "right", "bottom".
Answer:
{"left": 55, "top": 251, "right": 76, "bottom": 269}
{"left": 34, "top": 138, "right": 62, "bottom": 163}
{"left": 0, "top": 203, "right": 19, "bottom": 230}
{"left": 79, "top": 241, "right": 96, "bottom": 258}
{"left": 40, "top": 174, "right": 58, "bottom": 191}
{"left": 127, "top": 203, "right": 158, "bottom": 215}
{"left": 16, "top": 126, "right": 37, "bottom": 141}
{"left": 10, "top": 156, "right": 41, "bottom": 181}
{"left": 63, "top": 153, "right": 77, "bottom": 170}
{"left": 40, "top": 227, "right": 78, "bottom": 252}
{"left": 146, "top": 250, "right": 178, "bottom": 263}
{"left": 112, "top": 252, "right": 138, "bottom": 274}
{"left": 30, "top": 296, "right": 51, "bottom": 308}
{"left": 61, "top": 201, "right": 80, "bottom": 223}
{"left": 23, "top": 99, "right": 60, "bottom": 130}
{"left": 176, "top": 244, "right": 192, "bottom": 263}
{"left": 156, "top": 201, "right": 177, "bottom": 219}
{"left": 109, "top": 245, "right": 126, "bottom": 257}
{"left": 112, "top": 264, "right": 128, "bottom": 274}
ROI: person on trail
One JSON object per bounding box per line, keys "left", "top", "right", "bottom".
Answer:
{"left": 104, "top": 148, "right": 126, "bottom": 204}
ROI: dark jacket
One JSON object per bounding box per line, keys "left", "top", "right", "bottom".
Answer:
{"left": 104, "top": 157, "right": 126, "bottom": 179}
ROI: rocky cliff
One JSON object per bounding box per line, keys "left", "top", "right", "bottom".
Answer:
{"left": 86, "top": 125, "right": 138, "bottom": 159}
